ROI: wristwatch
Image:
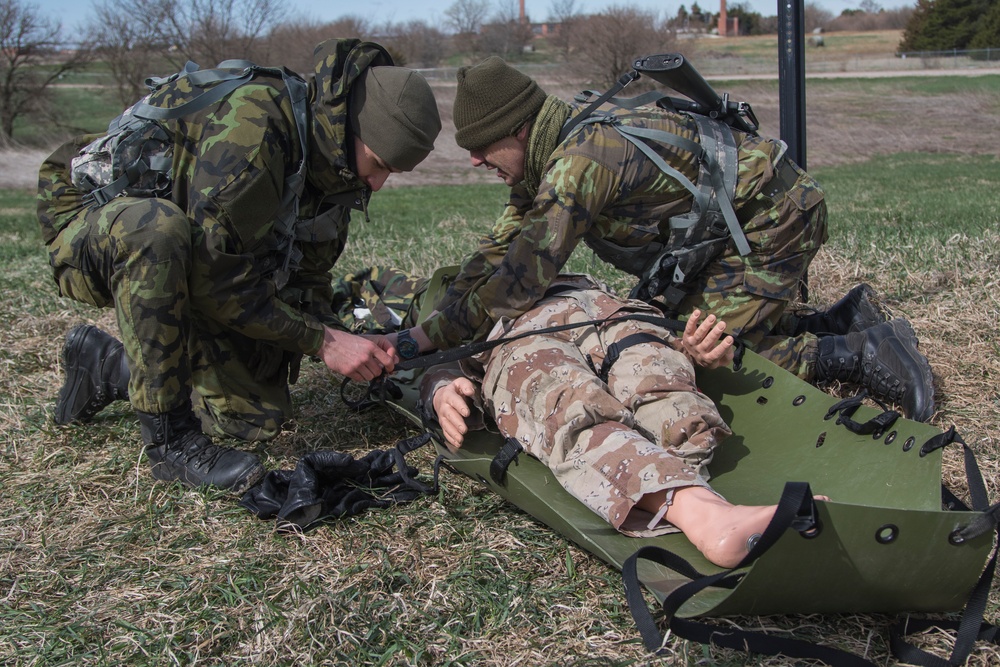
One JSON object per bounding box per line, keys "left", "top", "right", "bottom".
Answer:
{"left": 396, "top": 329, "right": 420, "bottom": 360}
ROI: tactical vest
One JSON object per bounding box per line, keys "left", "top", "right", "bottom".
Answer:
{"left": 559, "top": 91, "right": 756, "bottom": 312}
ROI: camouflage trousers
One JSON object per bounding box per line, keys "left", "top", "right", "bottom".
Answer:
{"left": 674, "top": 173, "right": 829, "bottom": 381}
{"left": 45, "top": 196, "right": 290, "bottom": 441}
{"left": 480, "top": 289, "right": 732, "bottom": 537}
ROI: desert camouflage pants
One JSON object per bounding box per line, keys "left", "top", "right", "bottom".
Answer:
{"left": 674, "top": 167, "right": 829, "bottom": 381}
{"left": 45, "top": 196, "right": 290, "bottom": 441}
{"left": 481, "top": 291, "right": 732, "bottom": 537}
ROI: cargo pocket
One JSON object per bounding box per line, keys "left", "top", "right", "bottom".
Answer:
{"left": 51, "top": 242, "right": 113, "bottom": 308}
{"left": 742, "top": 264, "right": 798, "bottom": 304}
{"left": 214, "top": 151, "right": 283, "bottom": 253}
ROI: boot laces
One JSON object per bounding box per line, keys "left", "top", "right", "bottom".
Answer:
{"left": 169, "top": 434, "right": 226, "bottom": 470}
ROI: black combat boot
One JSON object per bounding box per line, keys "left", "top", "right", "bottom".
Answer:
{"left": 793, "top": 284, "right": 890, "bottom": 336}
{"left": 816, "top": 319, "right": 935, "bottom": 422}
{"left": 138, "top": 404, "right": 265, "bottom": 493}
{"left": 55, "top": 325, "right": 130, "bottom": 425}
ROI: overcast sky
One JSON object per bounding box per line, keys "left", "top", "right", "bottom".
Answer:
{"left": 45, "top": 0, "right": 918, "bottom": 35}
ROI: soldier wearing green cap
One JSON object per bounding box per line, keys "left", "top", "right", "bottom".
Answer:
{"left": 36, "top": 38, "right": 441, "bottom": 493}
{"left": 393, "top": 55, "right": 934, "bottom": 423}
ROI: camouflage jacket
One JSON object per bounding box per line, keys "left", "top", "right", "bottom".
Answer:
{"left": 37, "top": 39, "right": 389, "bottom": 357}
{"left": 421, "top": 96, "right": 820, "bottom": 349}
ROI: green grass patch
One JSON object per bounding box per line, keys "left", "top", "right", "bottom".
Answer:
{"left": 5, "top": 151, "right": 1000, "bottom": 666}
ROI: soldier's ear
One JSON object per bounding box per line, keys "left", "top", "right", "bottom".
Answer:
{"left": 515, "top": 122, "right": 532, "bottom": 141}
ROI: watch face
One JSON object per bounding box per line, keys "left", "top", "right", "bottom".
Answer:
{"left": 397, "top": 332, "right": 419, "bottom": 360}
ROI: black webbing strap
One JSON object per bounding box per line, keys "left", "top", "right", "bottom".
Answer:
{"left": 558, "top": 69, "right": 640, "bottom": 143}
{"left": 823, "top": 391, "right": 900, "bottom": 435}
{"left": 622, "top": 482, "right": 885, "bottom": 666}
{"left": 396, "top": 313, "right": 685, "bottom": 372}
{"left": 489, "top": 437, "right": 524, "bottom": 485}
{"left": 597, "top": 332, "right": 664, "bottom": 382}
{"left": 396, "top": 313, "right": 746, "bottom": 374}
{"left": 889, "top": 426, "right": 1000, "bottom": 666}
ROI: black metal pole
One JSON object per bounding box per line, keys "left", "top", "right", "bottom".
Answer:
{"left": 777, "top": 0, "right": 807, "bottom": 170}
{"left": 777, "top": 0, "right": 809, "bottom": 301}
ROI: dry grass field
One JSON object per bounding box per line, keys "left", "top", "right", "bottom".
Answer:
{"left": 2, "top": 60, "right": 1000, "bottom": 666}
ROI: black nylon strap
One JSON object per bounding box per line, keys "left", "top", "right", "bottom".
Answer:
{"left": 489, "top": 437, "right": 524, "bottom": 485}
{"left": 620, "top": 482, "right": 884, "bottom": 665}
{"left": 558, "top": 69, "right": 639, "bottom": 143}
{"left": 598, "top": 332, "right": 666, "bottom": 382}
{"left": 888, "top": 427, "right": 1000, "bottom": 665}
{"left": 395, "top": 313, "right": 687, "bottom": 372}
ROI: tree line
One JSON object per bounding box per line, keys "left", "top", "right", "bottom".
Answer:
{"left": 1, "top": 0, "right": 993, "bottom": 147}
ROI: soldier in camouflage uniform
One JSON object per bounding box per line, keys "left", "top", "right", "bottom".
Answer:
{"left": 421, "top": 275, "right": 781, "bottom": 568}
{"left": 36, "top": 39, "right": 441, "bottom": 492}
{"left": 394, "top": 56, "right": 935, "bottom": 422}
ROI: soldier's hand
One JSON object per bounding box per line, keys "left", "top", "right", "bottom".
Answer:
{"left": 318, "top": 327, "right": 398, "bottom": 382}
{"left": 682, "top": 309, "right": 735, "bottom": 369}
{"left": 432, "top": 377, "right": 478, "bottom": 450}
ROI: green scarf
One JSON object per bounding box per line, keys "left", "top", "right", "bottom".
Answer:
{"left": 524, "top": 95, "right": 571, "bottom": 197}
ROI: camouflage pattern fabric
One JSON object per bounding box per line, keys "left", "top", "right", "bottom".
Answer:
{"left": 331, "top": 266, "right": 428, "bottom": 334}
{"left": 422, "top": 96, "right": 828, "bottom": 380}
{"left": 424, "top": 279, "right": 731, "bottom": 537}
{"left": 36, "top": 39, "right": 382, "bottom": 440}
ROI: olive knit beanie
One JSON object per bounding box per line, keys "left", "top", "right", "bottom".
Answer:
{"left": 453, "top": 56, "right": 548, "bottom": 152}
{"left": 348, "top": 66, "right": 441, "bottom": 172}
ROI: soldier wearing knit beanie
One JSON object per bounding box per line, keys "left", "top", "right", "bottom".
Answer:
{"left": 453, "top": 56, "right": 548, "bottom": 152}
{"left": 349, "top": 66, "right": 441, "bottom": 171}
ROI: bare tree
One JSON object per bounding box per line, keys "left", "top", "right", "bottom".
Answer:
{"left": 570, "top": 7, "right": 673, "bottom": 87}
{"left": 804, "top": 2, "right": 834, "bottom": 32}
{"left": 480, "top": 0, "right": 533, "bottom": 59}
{"left": 0, "top": 0, "right": 89, "bottom": 144}
{"left": 139, "top": 0, "right": 281, "bottom": 68}
{"left": 547, "top": 0, "right": 580, "bottom": 59}
{"left": 267, "top": 16, "right": 372, "bottom": 75}
{"left": 86, "top": 0, "right": 164, "bottom": 106}
{"left": 378, "top": 19, "right": 449, "bottom": 68}
{"left": 445, "top": 0, "right": 491, "bottom": 57}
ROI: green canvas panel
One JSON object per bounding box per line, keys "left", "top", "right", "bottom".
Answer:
{"left": 386, "top": 294, "right": 992, "bottom": 618}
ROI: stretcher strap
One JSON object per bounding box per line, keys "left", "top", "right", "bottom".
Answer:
{"left": 623, "top": 482, "right": 878, "bottom": 666}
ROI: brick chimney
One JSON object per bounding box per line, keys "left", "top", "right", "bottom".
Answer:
{"left": 719, "top": 0, "right": 728, "bottom": 37}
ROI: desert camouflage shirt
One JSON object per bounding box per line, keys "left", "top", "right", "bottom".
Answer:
{"left": 422, "top": 97, "right": 787, "bottom": 349}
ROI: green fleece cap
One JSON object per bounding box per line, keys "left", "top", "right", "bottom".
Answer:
{"left": 453, "top": 56, "right": 547, "bottom": 152}
{"left": 348, "top": 66, "right": 441, "bottom": 171}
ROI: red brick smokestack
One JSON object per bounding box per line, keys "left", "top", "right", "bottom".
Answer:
{"left": 719, "top": 0, "right": 728, "bottom": 37}
{"left": 520, "top": 0, "right": 526, "bottom": 24}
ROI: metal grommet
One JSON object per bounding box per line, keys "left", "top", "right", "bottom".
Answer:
{"left": 949, "top": 531, "right": 966, "bottom": 546}
{"left": 872, "top": 429, "right": 884, "bottom": 440}
{"left": 884, "top": 431, "right": 897, "bottom": 445}
{"left": 902, "top": 436, "right": 916, "bottom": 452}
{"left": 792, "top": 395, "right": 806, "bottom": 406}
{"left": 800, "top": 522, "right": 822, "bottom": 539}
{"left": 876, "top": 524, "right": 899, "bottom": 544}
{"left": 476, "top": 474, "right": 491, "bottom": 487}
{"left": 762, "top": 376, "right": 774, "bottom": 389}
{"left": 815, "top": 432, "right": 827, "bottom": 448}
